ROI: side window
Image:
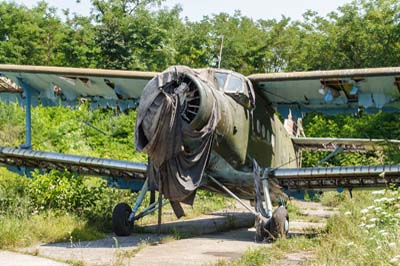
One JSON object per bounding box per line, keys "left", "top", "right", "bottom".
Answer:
{"left": 225, "top": 75, "right": 244, "bottom": 93}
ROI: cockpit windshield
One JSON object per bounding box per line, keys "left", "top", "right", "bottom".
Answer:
{"left": 215, "top": 71, "right": 244, "bottom": 93}
{"left": 214, "top": 69, "right": 255, "bottom": 109}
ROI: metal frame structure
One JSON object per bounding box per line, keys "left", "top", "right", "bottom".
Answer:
{"left": 272, "top": 165, "right": 400, "bottom": 190}
{"left": 127, "top": 178, "right": 170, "bottom": 223}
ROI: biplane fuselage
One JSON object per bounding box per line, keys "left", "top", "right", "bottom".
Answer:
{"left": 195, "top": 70, "right": 298, "bottom": 199}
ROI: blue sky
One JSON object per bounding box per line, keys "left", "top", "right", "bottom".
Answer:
{"left": 10, "top": 0, "right": 353, "bottom": 21}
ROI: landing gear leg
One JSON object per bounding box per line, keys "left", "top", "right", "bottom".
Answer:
{"left": 254, "top": 162, "right": 289, "bottom": 242}
{"left": 208, "top": 167, "right": 290, "bottom": 243}
{"left": 262, "top": 174, "right": 289, "bottom": 240}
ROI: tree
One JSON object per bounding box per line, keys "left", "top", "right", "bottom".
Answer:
{"left": 0, "top": 1, "right": 65, "bottom": 65}
{"left": 285, "top": 0, "right": 400, "bottom": 71}
{"left": 91, "top": 0, "right": 180, "bottom": 70}
{"left": 58, "top": 13, "right": 100, "bottom": 68}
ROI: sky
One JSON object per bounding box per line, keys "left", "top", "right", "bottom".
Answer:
{"left": 10, "top": 0, "right": 353, "bottom": 21}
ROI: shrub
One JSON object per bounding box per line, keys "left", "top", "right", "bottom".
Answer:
{"left": 28, "top": 170, "right": 105, "bottom": 216}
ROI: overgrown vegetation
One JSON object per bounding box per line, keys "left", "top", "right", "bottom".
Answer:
{"left": 309, "top": 188, "right": 400, "bottom": 265}
{"left": 224, "top": 111, "right": 400, "bottom": 265}
{"left": 220, "top": 189, "right": 399, "bottom": 266}
{"left": 302, "top": 112, "right": 400, "bottom": 167}
{"left": 215, "top": 234, "right": 318, "bottom": 266}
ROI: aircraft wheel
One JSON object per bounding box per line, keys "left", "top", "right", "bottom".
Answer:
{"left": 269, "top": 206, "right": 289, "bottom": 239}
{"left": 112, "top": 203, "right": 133, "bottom": 236}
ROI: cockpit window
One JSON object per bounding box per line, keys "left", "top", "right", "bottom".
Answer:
{"left": 215, "top": 71, "right": 244, "bottom": 94}
{"left": 214, "top": 70, "right": 255, "bottom": 109}
{"left": 215, "top": 72, "right": 228, "bottom": 90}
{"left": 225, "top": 75, "right": 243, "bottom": 93}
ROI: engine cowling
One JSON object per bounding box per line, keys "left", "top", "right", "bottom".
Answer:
{"left": 176, "top": 69, "right": 251, "bottom": 168}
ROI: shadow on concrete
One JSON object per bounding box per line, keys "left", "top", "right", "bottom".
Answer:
{"left": 40, "top": 211, "right": 256, "bottom": 249}
{"left": 141, "top": 211, "right": 254, "bottom": 235}
{"left": 41, "top": 233, "right": 164, "bottom": 249}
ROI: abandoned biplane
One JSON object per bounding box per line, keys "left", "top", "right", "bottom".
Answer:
{"left": 0, "top": 64, "right": 400, "bottom": 241}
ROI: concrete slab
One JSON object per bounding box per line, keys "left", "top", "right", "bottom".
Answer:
{"left": 278, "top": 251, "right": 314, "bottom": 266}
{"left": 290, "top": 221, "right": 326, "bottom": 231}
{"left": 299, "top": 209, "right": 339, "bottom": 218}
{"left": 19, "top": 233, "right": 164, "bottom": 266}
{"left": 0, "top": 251, "right": 66, "bottom": 266}
{"left": 130, "top": 228, "right": 263, "bottom": 266}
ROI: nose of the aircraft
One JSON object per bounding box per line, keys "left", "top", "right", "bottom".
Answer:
{"left": 133, "top": 66, "right": 220, "bottom": 207}
{"left": 135, "top": 66, "right": 216, "bottom": 164}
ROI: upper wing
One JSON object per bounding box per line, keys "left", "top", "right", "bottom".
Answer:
{"left": 0, "top": 64, "right": 157, "bottom": 110}
{"left": 248, "top": 67, "right": 400, "bottom": 117}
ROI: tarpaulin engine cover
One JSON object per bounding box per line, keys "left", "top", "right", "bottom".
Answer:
{"left": 135, "top": 66, "right": 220, "bottom": 217}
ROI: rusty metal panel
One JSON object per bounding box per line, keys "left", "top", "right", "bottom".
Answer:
{"left": 248, "top": 67, "right": 400, "bottom": 81}
{"left": 249, "top": 67, "right": 400, "bottom": 114}
{"left": 0, "top": 64, "right": 157, "bottom": 107}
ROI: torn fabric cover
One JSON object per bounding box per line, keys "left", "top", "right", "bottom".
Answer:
{"left": 135, "top": 66, "right": 220, "bottom": 217}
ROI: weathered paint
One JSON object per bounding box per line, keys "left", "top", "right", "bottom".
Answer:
{"left": 250, "top": 67, "right": 400, "bottom": 117}
{"left": 248, "top": 66, "right": 400, "bottom": 81}
{"left": 0, "top": 64, "right": 154, "bottom": 110}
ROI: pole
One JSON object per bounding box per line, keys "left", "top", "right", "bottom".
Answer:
{"left": 218, "top": 35, "right": 224, "bottom": 69}
{"left": 157, "top": 179, "right": 163, "bottom": 234}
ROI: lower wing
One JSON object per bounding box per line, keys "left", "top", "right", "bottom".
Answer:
{"left": 292, "top": 137, "right": 400, "bottom": 152}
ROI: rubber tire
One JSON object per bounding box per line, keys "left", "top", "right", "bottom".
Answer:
{"left": 269, "top": 206, "right": 289, "bottom": 239}
{"left": 112, "top": 203, "right": 133, "bottom": 236}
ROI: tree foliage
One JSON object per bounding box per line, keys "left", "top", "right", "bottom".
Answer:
{"left": 0, "top": 0, "right": 399, "bottom": 72}
{"left": 302, "top": 112, "right": 400, "bottom": 167}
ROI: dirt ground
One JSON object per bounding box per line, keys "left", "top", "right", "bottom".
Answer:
{"left": 4, "top": 200, "right": 337, "bottom": 266}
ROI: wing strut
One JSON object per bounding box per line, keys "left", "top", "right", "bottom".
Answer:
{"left": 208, "top": 175, "right": 257, "bottom": 215}
{"left": 315, "top": 146, "right": 344, "bottom": 166}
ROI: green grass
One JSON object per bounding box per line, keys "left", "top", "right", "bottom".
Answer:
{"left": 0, "top": 212, "right": 103, "bottom": 249}
{"left": 0, "top": 167, "right": 132, "bottom": 249}
{"left": 309, "top": 189, "right": 400, "bottom": 266}
{"left": 228, "top": 189, "right": 400, "bottom": 266}
{"left": 215, "top": 236, "right": 318, "bottom": 266}
{"left": 320, "top": 191, "right": 347, "bottom": 207}
{"left": 0, "top": 166, "right": 232, "bottom": 249}
{"left": 112, "top": 241, "right": 149, "bottom": 266}
{"left": 286, "top": 201, "right": 308, "bottom": 220}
